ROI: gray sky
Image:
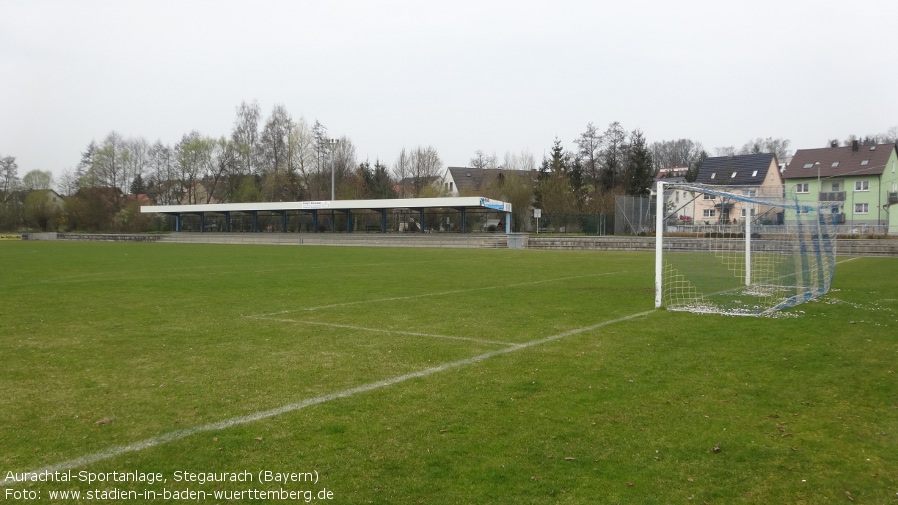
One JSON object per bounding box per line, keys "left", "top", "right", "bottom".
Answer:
{"left": 2, "top": 0, "right": 897, "bottom": 181}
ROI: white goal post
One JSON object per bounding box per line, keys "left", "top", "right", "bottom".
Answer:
{"left": 655, "top": 182, "right": 838, "bottom": 316}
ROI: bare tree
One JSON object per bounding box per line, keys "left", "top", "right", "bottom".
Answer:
{"left": 259, "top": 104, "right": 293, "bottom": 187}
{"left": 392, "top": 148, "right": 412, "bottom": 198}
{"left": 650, "top": 139, "right": 704, "bottom": 171}
{"left": 286, "top": 117, "right": 317, "bottom": 200}
{"left": 503, "top": 150, "right": 537, "bottom": 172}
{"left": 146, "top": 141, "right": 178, "bottom": 204}
{"left": 175, "top": 131, "right": 214, "bottom": 204}
{"left": 57, "top": 168, "right": 79, "bottom": 196}
{"left": 409, "top": 146, "right": 442, "bottom": 197}
{"left": 21, "top": 170, "right": 53, "bottom": 190}
{"left": 574, "top": 123, "right": 602, "bottom": 185}
{"left": 600, "top": 122, "right": 627, "bottom": 191}
{"left": 231, "top": 100, "right": 262, "bottom": 176}
{"left": 311, "top": 120, "right": 329, "bottom": 200}
{"left": 470, "top": 150, "right": 497, "bottom": 170}
{"left": 333, "top": 136, "right": 357, "bottom": 199}
{"left": 82, "top": 131, "right": 130, "bottom": 211}
{"left": 123, "top": 136, "right": 150, "bottom": 195}
{"left": 205, "top": 137, "right": 237, "bottom": 204}
{"left": 1, "top": 156, "right": 21, "bottom": 198}
{"left": 714, "top": 146, "right": 737, "bottom": 157}
{"left": 738, "top": 137, "right": 791, "bottom": 160}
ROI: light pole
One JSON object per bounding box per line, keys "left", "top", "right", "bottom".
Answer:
{"left": 328, "top": 138, "right": 339, "bottom": 201}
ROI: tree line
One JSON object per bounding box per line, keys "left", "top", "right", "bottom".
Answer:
{"left": 1, "top": 101, "right": 896, "bottom": 233}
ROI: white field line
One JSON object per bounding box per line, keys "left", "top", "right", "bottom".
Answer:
{"left": 1, "top": 309, "right": 653, "bottom": 486}
{"left": 254, "top": 271, "right": 626, "bottom": 317}
{"left": 31, "top": 258, "right": 473, "bottom": 286}
{"left": 252, "top": 316, "right": 514, "bottom": 347}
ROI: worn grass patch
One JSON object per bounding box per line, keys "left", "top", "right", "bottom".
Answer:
{"left": 0, "top": 242, "right": 895, "bottom": 503}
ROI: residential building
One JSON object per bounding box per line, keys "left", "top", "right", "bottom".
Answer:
{"left": 781, "top": 142, "right": 898, "bottom": 229}
{"left": 653, "top": 168, "right": 694, "bottom": 224}
{"left": 692, "top": 153, "right": 784, "bottom": 225}
{"left": 438, "top": 167, "right": 533, "bottom": 197}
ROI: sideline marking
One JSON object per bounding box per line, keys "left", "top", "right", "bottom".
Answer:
{"left": 1, "top": 309, "right": 653, "bottom": 486}
{"left": 252, "top": 316, "right": 514, "bottom": 347}
{"left": 254, "top": 271, "right": 626, "bottom": 316}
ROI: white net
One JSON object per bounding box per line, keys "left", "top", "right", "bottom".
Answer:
{"left": 656, "top": 183, "right": 837, "bottom": 316}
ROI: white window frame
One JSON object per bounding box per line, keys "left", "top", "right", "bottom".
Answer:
{"left": 855, "top": 180, "right": 869, "bottom": 191}
{"left": 854, "top": 203, "right": 869, "bottom": 214}
{"left": 740, "top": 208, "right": 756, "bottom": 217}
{"left": 703, "top": 209, "right": 716, "bottom": 218}
{"left": 796, "top": 183, "right": 809, "bottom": 193}
{"left": 702, "top": 193, "right": 716, "bottom": 200}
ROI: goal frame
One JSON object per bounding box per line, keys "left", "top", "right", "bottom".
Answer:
{"left": 654, "top": 181, "right": 836, "bottom": 316}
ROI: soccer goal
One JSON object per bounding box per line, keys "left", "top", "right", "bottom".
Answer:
{"left": 654, "top": 182, "right": 837, "bottom": 316}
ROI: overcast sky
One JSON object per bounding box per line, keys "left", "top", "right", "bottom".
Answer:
{"left": 2, "top": 0, "right": 897, "bottom": 182}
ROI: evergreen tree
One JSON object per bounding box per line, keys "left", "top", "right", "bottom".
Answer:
{"left": 600, "top": 122, "right": 627, "bottom": 192}
{"left": 623, "top": 129, "right": 654, "bottom": 196}
{"left": 686, "top": 150, "right": 707, "bottom": 183}
{"left": 369, "top": 160, "right": 396, "bottom": 199}
{"left": 129, "top": 173, "right": 147, "bottom": 195}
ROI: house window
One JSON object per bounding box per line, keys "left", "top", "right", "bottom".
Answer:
{"left": 855, "top": 180, "right": 869, "bottom": 191}
{"left": 803, "top": 163, "right": 814, "bottom": 169}
{"left": 731, "top": 172, "right": 737, "bottom": 178}
{"left": 449, "top": 182, "right": 454, "bottom": 192}
{"left": 752, "top": 170, "right": 758, "bottom": 177}
{"left": 741, "top": 208, "right": 756, "bottom": 217}
{"left": 796, "top": 183, "right": 809, "bottom": 193}
{"left": 831, "top": 182, "right": 840, "bottom": 192}
{"left": 710, "top": 172, "right": 716, "bottom": 179}
{"left": 861, "top": 160, "right": 869, "bottom": 166}
{"left": 703, "top": 209, "right": 716, "bottom": 218}
{"left": 831, "top": 162, "right": 839, "bottom": 168}
{"left": 855, "top": 203, "right": 869, "bottom": 214}
{"left": 703, "top": 193, "right": 716, "bottom": 200}
{"left": 745, "top": 189, "right": 757, "bottom": 197}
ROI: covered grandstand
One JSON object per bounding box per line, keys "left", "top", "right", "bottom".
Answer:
{"left": 140, "top": 197, "right": 513, "bottom": 234}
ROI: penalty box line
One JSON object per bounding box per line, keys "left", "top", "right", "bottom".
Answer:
{"left": 251, "top": 271, "right": 627, "bottom": 318}
{"left": 1, "top": 309, "right": 654, "bottom": 487}
{"left": 250, "top": 316, "right": 515, "bottom": 347}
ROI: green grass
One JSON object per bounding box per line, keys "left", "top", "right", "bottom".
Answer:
{"left": 1, "top": 241, "right": 896, "bottom": 503}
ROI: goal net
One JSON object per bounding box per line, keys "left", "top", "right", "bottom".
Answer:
{"left": 654, "top": 182, "right": 837, "bottom": 316}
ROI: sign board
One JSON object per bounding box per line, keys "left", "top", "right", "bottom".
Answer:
{"left": 533, "top": 208, "right": 541, "bottom": 218}
{"left": 479, "top": 198, "right": 507, "bottom": 211}
{"left": 300, "top": 201, "right": 332, "bottom": 209}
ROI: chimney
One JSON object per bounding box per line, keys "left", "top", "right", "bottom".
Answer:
{"left": 830, "top": 140, "right": 839, "bottom": 148}
{"left": 852, "top": 140, "right": 859, "bottom": 151}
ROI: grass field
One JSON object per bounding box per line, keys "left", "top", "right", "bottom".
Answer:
{"left": 1, "top": 241, "right": 896, "bottom": 504}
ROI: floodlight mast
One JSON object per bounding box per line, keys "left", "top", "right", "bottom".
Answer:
{"left": 329, "top": 138, "right": 339, "bottom": 201}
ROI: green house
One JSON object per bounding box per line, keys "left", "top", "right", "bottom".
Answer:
{"left": 781, "top": 141, "right": 898, "bottom": 232}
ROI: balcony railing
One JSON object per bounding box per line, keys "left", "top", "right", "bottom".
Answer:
{"left": 819, "top": 191, "right": 846, "bottom": 201}
{"left": 889, "top": 192, "right": 898, "bottom": 203}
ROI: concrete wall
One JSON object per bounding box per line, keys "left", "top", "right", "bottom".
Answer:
{"left": 25, "top": 232, "right": 898, "bottom": 256}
